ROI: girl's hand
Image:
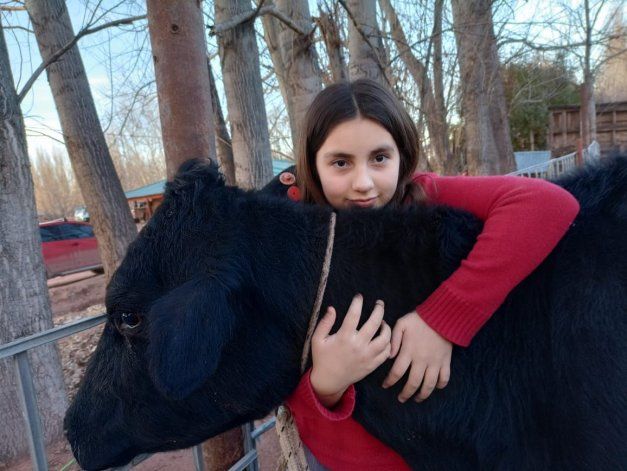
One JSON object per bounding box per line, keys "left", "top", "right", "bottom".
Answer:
{"left": 383, "top": 312, "right": 452, "bottom": 403}
{"left": 310, "top": 294, "right": 392, "bottom": 408}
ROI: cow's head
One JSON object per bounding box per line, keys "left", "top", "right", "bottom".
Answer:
{"left": 64, "top": 159, "right": 293, "bottom": 470}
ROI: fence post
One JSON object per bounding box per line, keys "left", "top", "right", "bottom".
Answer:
{"left": 15, "top": 351, "right": 49, "bottom": 471}
{"left": 576, "top": 138, "right": 584, "bottom": 167}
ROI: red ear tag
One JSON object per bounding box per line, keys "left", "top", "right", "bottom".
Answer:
{"left": 287, "top": 185, "right": 301, "bottom": 201}
{"left": 279, "top": 172, "right": 296, "bottom": 186}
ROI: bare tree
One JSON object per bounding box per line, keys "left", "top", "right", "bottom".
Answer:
{"left": 31, "top": 148, "right": 81, "bottom": 219}
{"left": 569, "top": 0, "right": 622, "bottom": 145}
{"left": 451, "top": 0, "right": 515, "bottom": 175}
{"left": 25, "top": 0, "right": 138, "bottom": 282}
{"left": 261, "top": 0, "right": 322, "bottom": 146}
{"left": 215, "top": 0, "right": 273, "bottom": 189}
{"left": 146, "top": 0, "right": 216, "bottom": 179}
{"left": 0, "top": 21, "right": 67, "bottom": 465}
{"left": 208, "top": 59, "right": 236, "bottom": 185}
{"left": 342, "top": 0, "right": 388, "bottom": 85}
{"left": 379, "top": 0, "right": 451, "bottom": 172}
{"left": 317, "top": 2, "right": 348, "bottom": 84}
{"left": 596, "top": 10, "right": 627, "bottom": 103}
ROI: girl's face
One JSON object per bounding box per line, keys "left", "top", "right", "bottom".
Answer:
{"left": 315, "top": 117, "right": 401, "bottom": 210}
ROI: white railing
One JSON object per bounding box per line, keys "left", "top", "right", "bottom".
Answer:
{"left": 508, "top": 141, "right": 600, "bottom": 179}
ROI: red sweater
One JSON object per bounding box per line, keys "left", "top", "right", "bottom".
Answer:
{"left": 286, "top": 172, "right": 580, "bottom": 470}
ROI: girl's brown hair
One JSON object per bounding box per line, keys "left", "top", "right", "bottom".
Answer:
{"left": 296, "top": 79, "right": 423, "bottom": 207}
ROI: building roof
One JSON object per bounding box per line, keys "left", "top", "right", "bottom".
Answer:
{"left": 124, "top": 159, "right": 295, "bottom": 200}
{"left": 513, "top": 150, "right": 551, "bottom": 171}
{"left": 125, "top": 180, "right": 166, "bottom": 199}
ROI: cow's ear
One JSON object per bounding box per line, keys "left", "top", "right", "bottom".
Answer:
{"left": 147, "top": 277, "right": 236, "bottom": 400}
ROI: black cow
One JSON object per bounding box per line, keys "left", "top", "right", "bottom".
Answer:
{"left": 64, "top": 157, "right": 627, "bottom": 470}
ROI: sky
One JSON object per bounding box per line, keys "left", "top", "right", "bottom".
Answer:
{"left": 3, "top": 0, "right": 150, "bottom": 155}
{"left": 2, "top": 0, "right": 624, "bottom": 161}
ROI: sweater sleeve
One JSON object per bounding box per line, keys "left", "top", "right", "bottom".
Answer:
{"left": 412, "top": 173, "right": 580, "bottom": 347}
{"left": 285, "top": 368, "right": 356, "bottom": 422}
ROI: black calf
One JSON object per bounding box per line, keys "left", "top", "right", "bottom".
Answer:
{"left": 64, "top": 156, "right": 627, "bottom": 470}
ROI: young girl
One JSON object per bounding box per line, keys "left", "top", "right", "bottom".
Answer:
{"left": 284, "top": 79, "right": 580, "bottom": 470}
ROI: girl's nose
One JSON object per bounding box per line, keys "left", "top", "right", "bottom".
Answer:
{"left": 352, "top": 166, "right": 375, "bottom": 192}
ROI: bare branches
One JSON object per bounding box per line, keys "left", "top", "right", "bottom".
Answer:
{"left": 210, "top": 4, "right": 313, "bottom": 37}
{"left": 17, "top": 14, "right": 146, "bottom": 102}
{"left": 0, "top": 5, "right": 25, "bottom": 11}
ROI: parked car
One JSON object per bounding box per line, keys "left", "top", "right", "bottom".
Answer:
{"left": 39, "top": 219, "right": 103, "bottom": 278}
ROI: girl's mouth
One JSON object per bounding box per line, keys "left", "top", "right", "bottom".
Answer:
{"left": 348, "top": 197, "right": 377, "bottom": 208}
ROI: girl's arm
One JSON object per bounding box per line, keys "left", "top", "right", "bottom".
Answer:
{"left": 412, "top": 173, "right": 580, "bottom": 346}
{"left": 382, "top": 174, "right": 580, "bottom": 403}
{"left": 290, "top": 175, "right": 580, "bottom": 417}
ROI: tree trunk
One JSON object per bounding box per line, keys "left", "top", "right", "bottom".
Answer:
{"left": 451, "top": 0, "right": 515, "bottom": 175}
{"left": 580, "top": 0, "right": 596, "bottom": 146}
{"left": 201, "top": 428, "right": 245, "bottom": 471}
{"left": 317, "top": 8, "right": 348, "bottom": 84}
{"left": 379, "top": 0, "right": 450, "bottom": 173}
{"left": 208, "top": 59, "right": 235, "bottom": 186}
{"left": 345, "top": 0, "right": 387, "bottom": 85}
{"left": 433, "top": 0, "right": 457, "bottom": 173}
{"left": 146, "top": 0, "right": 216, "bottom": 180}
{"left": 216, "top": 0, "right": 273, "bottom": 189}
{"left": 25, "top": 0, "right": 137, "bottom": 282}
{"left": 580, "top": 79, "right": 596, "bottom": 146}
{"left": 262, "top": 0, "right": 322, "bottom": 147}
{"left": 0, "top": 22, "right": 67, "bottom": 464}
{"left": 261, "top": 7, "right": 295, "bottom": 142}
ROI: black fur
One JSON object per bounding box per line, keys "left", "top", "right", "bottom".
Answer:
{"left": 64, "top": 157, "right": 627, "bottom": 470}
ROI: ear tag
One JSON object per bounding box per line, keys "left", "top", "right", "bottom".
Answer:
{"left": 279, "top": 172, "right": 296, "bottom": 186}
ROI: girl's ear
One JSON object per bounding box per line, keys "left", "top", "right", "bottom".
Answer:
{"left": 147, "top": 277, "right": 237, "bottom": 400}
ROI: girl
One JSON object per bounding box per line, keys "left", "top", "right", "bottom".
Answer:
{"left": 284, "top": 79, "right": 580, "bottom": 470}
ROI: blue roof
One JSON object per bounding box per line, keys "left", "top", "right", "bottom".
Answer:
{"left": 513, "top": 151, "right": 551, "bottom": 171}
{"left": 125, "top": 180, "right": 166, "bottom": 199}
{"left": 124, "top": 159, "right": 295, "bottom": 199}
{"left": 273, "top": 159, "right": 293, "bottom": 174}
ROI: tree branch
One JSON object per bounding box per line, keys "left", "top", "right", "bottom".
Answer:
{"left": 17, "top": 14, "right": 146, "bottom": 103}
{"left": 210, "top": 4, "right": 312, "bottom": 37}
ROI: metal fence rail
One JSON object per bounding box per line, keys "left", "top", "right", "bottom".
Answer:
{"left": 0, "top": 314, "right": 275, "bottom": 471}
{"left": 508, "top": 141, "right": 600, "bottom": 179}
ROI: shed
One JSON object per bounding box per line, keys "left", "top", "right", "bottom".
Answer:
{"left": 548, "top": 101, "right": 627, "bottom": 157}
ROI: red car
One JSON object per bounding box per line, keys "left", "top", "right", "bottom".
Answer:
{"left": 40, "top": 219, "right": 103, "bottom": 278}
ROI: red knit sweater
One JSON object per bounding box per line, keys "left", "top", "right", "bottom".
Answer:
{"left": 286, "top": 172, "right": 580, "bottom": 470}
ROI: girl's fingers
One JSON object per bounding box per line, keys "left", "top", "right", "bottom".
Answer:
{"left": 389, "top": 321, "right": 404, "bottom": 358}
{"left": 372, "top": 342, "right": 392, "bottom": 368}
{"left": 398, "top": 363, "right": 426, "bottom": 403}
{"left": 436, "top": 365, "right": 450, "bottom": 389}
{"left": 415, "top": 367, "right": 440, "bottom": 402}
{"left": 382, "top": 351, "right": 411, "bottom": 388}
{"left": 359, "top": 300, "right": 385, "bottom": 340}
{"left": 312, "top": 306, "right": 336, "bottom": 342}
{"left": 340, "top": 293, "right": 363, "bottom": 333}
{"left": 369, "top": 321, "right": 391, "bottom": 352}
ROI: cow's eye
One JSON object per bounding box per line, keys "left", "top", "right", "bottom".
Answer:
{"left": 120, "top": 312, "right": 142, "bottom": 331}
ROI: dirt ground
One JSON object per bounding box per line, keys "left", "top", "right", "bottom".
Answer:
{"left": 4, "top": 271, "right": 281, "bottom": 471}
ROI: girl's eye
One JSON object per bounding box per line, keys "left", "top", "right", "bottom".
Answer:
{"left": 332, "top": 160, "right": 348, "bottom": 168}
{"left": 373, "top": 154, "right": 388, "bottom": 164}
